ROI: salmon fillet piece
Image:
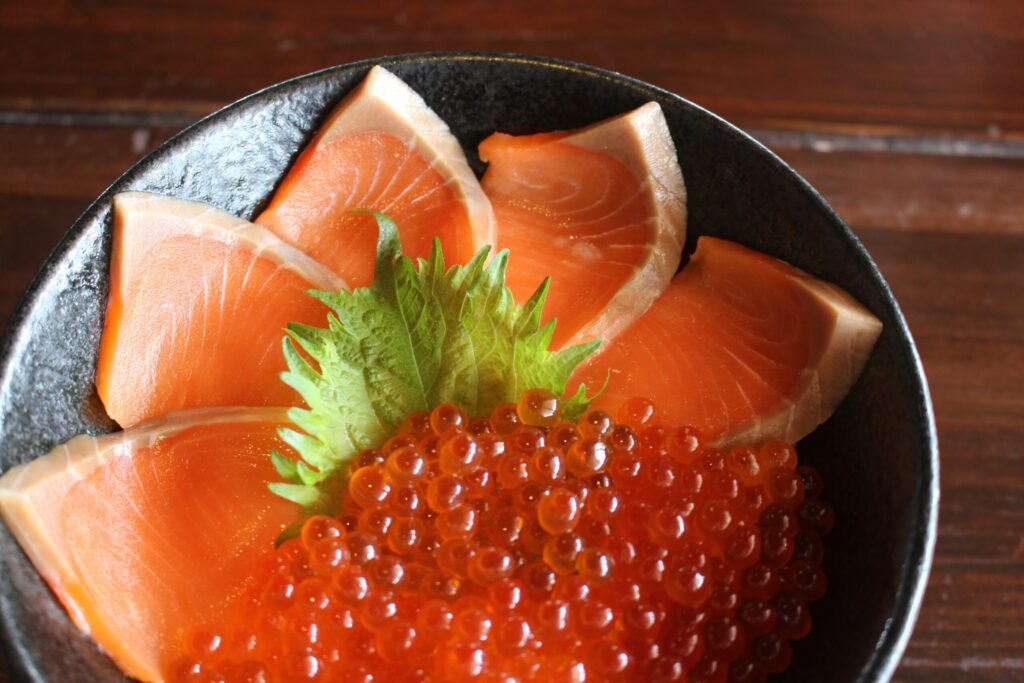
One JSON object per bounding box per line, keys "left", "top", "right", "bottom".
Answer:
{"left": 571, "top": 237, "right": 883, "bottom": 446}
{"left": 96, "top": 192, "right": 342, "bottom": 428}
{"left": 256, "top": 65, "right": 495, "bottom": 287}
{"left": 480, "top": 102, "right": 686, "bottom": 349}
{"left": 0, "top": 408, "right": 297, "bottom": 683}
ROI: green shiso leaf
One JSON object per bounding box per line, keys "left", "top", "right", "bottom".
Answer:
{"left": 272, "top": 211, "right": 601, "bottom": 512}
{"left": 267, "top": 481, "right": 325, "bottom": 508}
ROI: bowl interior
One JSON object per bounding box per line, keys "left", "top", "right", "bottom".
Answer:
{"left": 0, "top": 53, "right": 936, "bottom": 682}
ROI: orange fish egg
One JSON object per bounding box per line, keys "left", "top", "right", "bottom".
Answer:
{"left": 169, "top": 390, "right": 832, "bottom": 682}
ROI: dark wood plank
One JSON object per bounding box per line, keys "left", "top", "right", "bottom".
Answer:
{"left": 0, "top": 193, "right": 85, "bottom": 329}
{"left": 0, "top": 122, "right": 174, "bottom": 331}
{"left": 770, "top": 144, "right": 1024, "bottom": 236}
{"left": 2, "top": 0, "right": 1024, "bottom": 135}
{"left": 858, "top": 227, "right": 1024, "bottom": 682}
{"left": 0, "top": 122, "right": 177, "bottom": 200}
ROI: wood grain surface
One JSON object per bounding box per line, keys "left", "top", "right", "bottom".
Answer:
{"left": 1, "top": 1, "right": 1022, "bottom": 681}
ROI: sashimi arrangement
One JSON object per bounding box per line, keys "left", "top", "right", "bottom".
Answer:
{"left": 0, "top": 66, "right": 881, "bottom": 683}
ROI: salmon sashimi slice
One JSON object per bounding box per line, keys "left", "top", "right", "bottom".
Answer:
{"left": 570, "top": 237, "right": 883, "bottom": 447}
{"left": 479, "top": 102, "right": 687, "bottom": 349}
{"left": 255, "top": 65, "right": 496, "bottom": 287}
{"left": 95, "top": 192, "right": 343, "bottom": 428}
{"left": 0, "top": 408, "right": 296, "bottom": 683}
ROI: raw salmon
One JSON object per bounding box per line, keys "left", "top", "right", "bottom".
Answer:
{"left": 95, "top": 192, "right": 343, "bottom": 428}
{"left": 0, "top": 408, "right": 297, "bottom": 683}
{"left": 256, "top": 66, "right": 495, "bottom": 287}
{"left": 570, "top": 237, "right": 883, "bottom": 447}
{"left": 479, "top": 102, "right": 686, "bottom": 349}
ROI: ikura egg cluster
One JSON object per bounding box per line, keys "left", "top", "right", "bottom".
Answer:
{"left": 169, "top": 391, "right": 834, "bottom": 683}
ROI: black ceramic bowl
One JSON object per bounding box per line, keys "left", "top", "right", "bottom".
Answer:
{"left": 0, "top": 53, "right": 937, "bottom": 682}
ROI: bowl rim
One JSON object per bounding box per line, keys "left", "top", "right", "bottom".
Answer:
{"left": 0, "top": 51, "right": 938, "bottom": 683}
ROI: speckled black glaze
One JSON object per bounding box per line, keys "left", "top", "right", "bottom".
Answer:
{"left": 0, "top": 53, "right": 937, "bottom": 682}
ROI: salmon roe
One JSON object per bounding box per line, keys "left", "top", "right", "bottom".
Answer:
{"left": 169, "top": 394, "right": 832, "bottom": 682}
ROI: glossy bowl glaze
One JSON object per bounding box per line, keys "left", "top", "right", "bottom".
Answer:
{"left": 0, "top": 53, "right": 937, "bottom": 682}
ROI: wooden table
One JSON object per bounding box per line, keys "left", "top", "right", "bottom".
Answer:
{"left": 1, "top": 2, "right": 1022, "bottom": 681}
